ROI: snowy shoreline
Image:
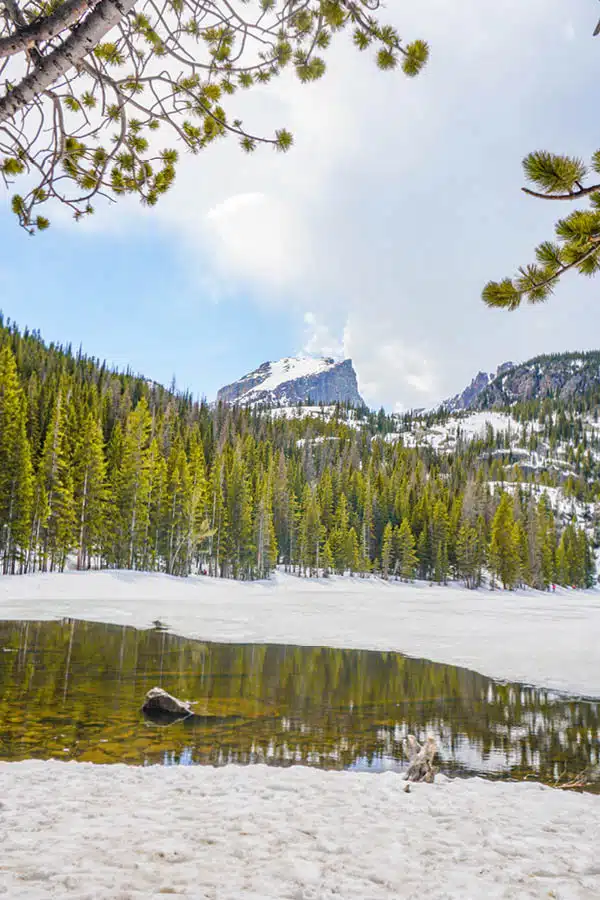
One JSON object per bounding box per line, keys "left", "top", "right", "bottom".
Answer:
{"left": 2, "top": 571, "right": 600, "bottom": 899}
{"left": 1, "top": 568, "right": 599, "bottom": 697}
{"left": 1, "top": 760, "right": 599, "bottom": 900}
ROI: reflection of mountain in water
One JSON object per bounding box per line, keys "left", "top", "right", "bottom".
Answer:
{"left": 0, "top": 619, "right": 598, "bottom": 789}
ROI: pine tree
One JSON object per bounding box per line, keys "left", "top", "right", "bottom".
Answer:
{"left": 208, "top": 455, "right": 228, "bottom": 577}
{"left": 489, "top": 493, "right": 519, "bottom": 589}
{"left": 72, "top": 409, "right": 107, "bottom": 570}
{"left": 416, "top": 527, "right": 430, "bottom": 580}
{"left": 272, "top": 450, "right": 290, "bottom": 567}
{"left": 431, "top": 500, "right": 450, "bottom": 584}
{"left": 381, "top": 521, "right": 393, "bottom": 579}
{"left": 254, "top": 474, "right": 278, "bottom": 578}
{"left": 187, "top": 431, "right": 210, "bottom": 573}
{"left": 395, "top": 519, "right": 418, "bottom": 581}
{"left": 322, "top": 539, "right": 334, "bottom": 577}
{"left": 299, "top": 485, "right": 323, "bottom": 577}
{"left": 287, "top": 490, "right": 300, "bottom": 574}
{"left": 226, "top": 448, "right": 254, "bottom": 578}
{"left": 0, "top": 345, "right": 33, "bottom": 573}
{"left": 537, "top": 497, "right": 556, "bottom": 589}
{"left": 346, "top": 527, "right": 361, "bottom": 575}
{"left": 37, "top": 382, "right": 75, "bottom": 571}
{"left": 330, "top": 493, "right": 350, "bottom": 575}
{"left": 165, "top": 435, "right": 192, "bottom": 575}
{"left": 114, "top": 398, "right": 152, "bottom": 570}
{"left": 143, "top": 437, "right": 168, "bottom": 571}
{"left": 456, "top": 520, "right": 485, "bottom": 589}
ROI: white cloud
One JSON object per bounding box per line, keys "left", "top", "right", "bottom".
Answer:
{"left": 342, "top": 317, "right": 440, "bottom": 411}
{"left": 302, "top": 312, "right": 344, "bottom": 359}
{"left": 204, "top": 192, "right": 306, "bottom": 291}
{"left": 54, "top": 0, "right": 600, "bottom": 409}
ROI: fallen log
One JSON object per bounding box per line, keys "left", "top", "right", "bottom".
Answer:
{"left": 402, "top": 734, "right": 437, "bottom": 783}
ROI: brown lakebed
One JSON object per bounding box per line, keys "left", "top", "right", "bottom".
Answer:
{"left": 0, "top": 618, "right": 598, "bottom": 789}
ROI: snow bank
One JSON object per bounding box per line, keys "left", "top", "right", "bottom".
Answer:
{"left": 1, "top": 760, "right": 598, "bottom": 899}
{"left": 1, "top": 570, "right": 599, "bottom": 697}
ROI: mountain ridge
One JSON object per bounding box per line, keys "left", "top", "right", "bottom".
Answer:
{"left": 442, "top": 350, "right": 600, "bottom": 412}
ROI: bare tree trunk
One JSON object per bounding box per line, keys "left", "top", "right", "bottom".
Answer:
{"left": 0, "top": 0, "right": 99, "bottom": 60}
{"left": 0, "top": 0, "right": 138, "bottom": 124}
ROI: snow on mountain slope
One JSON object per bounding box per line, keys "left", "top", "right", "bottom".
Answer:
{"left": 388, "top": 411, "right": 530, "bottom": 451}
{"left": 247, "top": 357, "right": 333, "bottom": 394}
{"left": 217, "top": 356, "right": 365, "bottom": 408}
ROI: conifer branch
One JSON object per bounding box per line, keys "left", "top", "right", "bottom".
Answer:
{"left": 522, "top": 184, "right": 600, "bottom": 201}
{"left": 484, "top": 147, "right": 600, "bottom": 308}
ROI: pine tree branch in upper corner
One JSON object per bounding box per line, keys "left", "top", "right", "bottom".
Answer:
{"left": 0, "top": 0, "right": 428, "bottom": 233}
{"left": 483, "top": 16, "right": 600, "bottom": 310}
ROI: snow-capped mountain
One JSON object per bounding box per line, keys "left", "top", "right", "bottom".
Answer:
{"left": 217, "top": 356, "right": 365, "bottom": 408}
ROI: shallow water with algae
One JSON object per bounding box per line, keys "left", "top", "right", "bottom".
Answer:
{"left": 1, "top": 618, "right": 598, "bottom": 789}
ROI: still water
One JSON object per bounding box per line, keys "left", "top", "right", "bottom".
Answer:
{"left": 1, "top": 618, "right": 598, "bottom": 788}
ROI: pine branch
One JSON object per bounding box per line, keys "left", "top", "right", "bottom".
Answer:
{"left": 483, "top": 239, "right": 600, "bottom": 310}
{"left": 522, "top": 184, "right": 600, "bottom": 201}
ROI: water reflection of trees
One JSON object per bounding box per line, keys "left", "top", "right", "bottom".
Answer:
{"left": 0, "top": 619, "right": 598, "bottom": 787}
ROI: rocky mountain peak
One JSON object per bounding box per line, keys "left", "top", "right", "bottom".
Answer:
{"left": 216, "top": 356, "right": 365, "bottom": 408}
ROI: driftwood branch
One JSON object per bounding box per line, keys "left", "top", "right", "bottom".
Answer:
{"left": 402, "top": 734, "right": 437, "bottom": 783}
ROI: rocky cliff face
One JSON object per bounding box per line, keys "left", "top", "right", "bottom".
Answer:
{"left": 444, "top": 362, "right": 515, "bottom": 412}
{"left": 476, "top": 352, "right": 600, "bottom": 408}
{"left": 445, "top": 351, "right": 600, "bottom": 411}
{"left": 217, "top": 356, "right": 365, "bottom": 408}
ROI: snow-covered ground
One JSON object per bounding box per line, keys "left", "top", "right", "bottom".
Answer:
{"left": 1, "top": 570, "right": 599, "bottom": 697}
{"left": 1, "top": 760, "right": 598, "bottom": 900}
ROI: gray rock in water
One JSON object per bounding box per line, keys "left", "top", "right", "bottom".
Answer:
{"left": 142, "top": 687, "right": 192, "bottom": 716}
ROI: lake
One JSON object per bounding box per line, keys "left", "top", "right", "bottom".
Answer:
{"left": 1, "top": 618, "right": 598, "bottom": 789}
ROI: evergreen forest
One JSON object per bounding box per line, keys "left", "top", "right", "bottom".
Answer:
{"left": 0, "top": 314, "right": 596, "bottom": 590}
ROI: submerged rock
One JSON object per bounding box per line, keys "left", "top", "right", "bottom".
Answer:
{"left": 142, "top": 687, "right": 192, "bottom": 717}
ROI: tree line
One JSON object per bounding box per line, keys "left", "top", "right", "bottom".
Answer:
{"left": 0, "top": 318, "right": 595, "bottom": 588}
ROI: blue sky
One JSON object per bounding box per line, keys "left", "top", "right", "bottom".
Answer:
{"left": 1, "top": 0, "right": 600, "bottom": 409}
{"left": 0, "top": 217, "right": 298, "bottom": 400}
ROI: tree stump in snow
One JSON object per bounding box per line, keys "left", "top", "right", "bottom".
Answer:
{"left": 142, "top": 687, "right": 193, "bottom": 717}
{"left": 402, "top": 735, "right": 437, "bottom": 783}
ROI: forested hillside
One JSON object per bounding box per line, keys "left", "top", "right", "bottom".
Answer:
{"left": 0, "top": 315, "right": 596, "bottom": 589}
